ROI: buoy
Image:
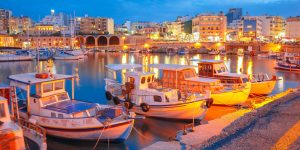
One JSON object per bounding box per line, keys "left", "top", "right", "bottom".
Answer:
{"left": 35, "top": 73, "right": 48, "bottom": 79}
{"left": 124, "top": 98, "right": 134, "bottom": 109}
{"left": 140, "top": 103, "right": 150, "bottom": 112}
{"left": 105, "top": 91, "right": 113, "bottom": 101}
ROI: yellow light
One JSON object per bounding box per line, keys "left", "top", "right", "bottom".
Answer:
{"left": 123, "top": 45, "right": 128, "bottom": 50}
{"left": 217, "top": 42, "right": 221, "bottom": 47}
{"left": 194, "top": 42, "right": 201, "bottom": 48}
{"left": 122, "top": 36, "right": 126, "bottom": 40}
{"left": 144, "top": 43, "right": 150, "bottom": 48}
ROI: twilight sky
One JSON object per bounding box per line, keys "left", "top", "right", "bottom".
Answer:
{"left": 1, "top": 0, "right": 300, "bottom": 24}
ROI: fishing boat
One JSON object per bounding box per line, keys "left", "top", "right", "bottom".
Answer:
{"left": 53, "top": 50, "right": 83, "bottom": 60}
{"left": 275, "top": 52, "right": 300, "bottom": 72}
{"left": 0, "top": 84, "right": 47, "bottom": 150}
{"left": 196, "top": 60, "right": 277, "bottom": 96}
{"left": 177, "top": 48, "right": 189, "bottom": 55}
{"left": 0, "top": 49, "right": 34, "bottom": 62}
{"left": 129, "top": 48, "right": 141, "bottom": 53}
{"left": 104, "top": 64, "right": 211, "bottom": 120}
{"left": 149, "top": 64, "right": 251, "bottom": 106}
{"left": 208, "top": 49, "right": 220, "bottom": 55}
{"left": 8, "top": 72, "right": 134, "bottom": 141}
{"left": 37, "top": 48, "right": 53, "bottom": 61}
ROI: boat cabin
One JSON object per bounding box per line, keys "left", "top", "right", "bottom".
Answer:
{"left": 149, "top": 64, "right": 222, "bottom": 94}
{"left": 197, "top": 60, "right": 249, "bottom": 84}
{"left": 7, "top": 73, "right": 101, "bottom": 119}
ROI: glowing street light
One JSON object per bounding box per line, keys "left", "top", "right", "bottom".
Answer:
{"left": 144, "top": 43, "right": 150, "bottom": 49}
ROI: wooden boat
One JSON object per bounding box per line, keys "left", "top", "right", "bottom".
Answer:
{"left": 196, "top": 60, "right": 276, "bottom": 96}
{"left": 8, "top": 73, "right": 134, "bottom": 141}
{"left": 275, "top": 52, "right": 300, "bottom": 72}
{"left": 104, "top": 64, "right": 210, "bottom": 120}
{"left": 149, "top": 64, "right": 251, "bottom": 105}
{"left": 0, "top": 84, "right": 47, "bottom": 149}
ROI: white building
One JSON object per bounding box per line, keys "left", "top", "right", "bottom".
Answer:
{"left": 0, "top": 8, "right": 12, "bottom": 34}
{"left": 41, "top": 9, "right": 69, "bottom": 27}
{"left": 258, "top": 16, "right": 285, "bottom": 39}
{"left": 286, "top": 16, "right": 300, "bottom": 40}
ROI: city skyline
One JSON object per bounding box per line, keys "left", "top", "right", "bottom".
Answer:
{"left": 1, "top": 0, "right": 300, "bottom": 24}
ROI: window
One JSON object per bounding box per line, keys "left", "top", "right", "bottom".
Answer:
{"left": 141, "top": 77, "right": 146, "bottom": 84}
{"left": 0, "top": 103, "right": 6, "bottom": 118}
{"left": 43, "top": 82, "right": 53, "bottom": 93}
{"left": 51, "top": 112, "right": 56, "bottom": 118}
{"left": 58, "top": 114, "right": 63, "bottom": 119}
{"left": 147, "top": 76, "right": 151, "bottom": 83}
{"left": 56, "top": 93, "right": 69, "bottom": 101}
{"left": 55, "top": 81, "right": 64, "bottom": 90}
{"left": 153, "top": 95, "right": 162, "bottom": 102}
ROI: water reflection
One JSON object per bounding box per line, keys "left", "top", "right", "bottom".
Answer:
{"left": 237, "top": 56, "right": 244, "bottom": 74}
{"left": 0, "top": 53, "right": 300, "bottom": 149}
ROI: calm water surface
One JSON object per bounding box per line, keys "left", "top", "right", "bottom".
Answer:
{"left": 0, "top": 52, "right": 299, "bottom": 150}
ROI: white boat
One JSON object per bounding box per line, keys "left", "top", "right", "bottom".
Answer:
{"left": 8, "top": 73, "right": 134, "bottom": 141}
{"left": 53, "top": 50, "right": 83, "bottom": 60}
{"left": 196, "top": 60, "right": 276, "bottom": 96}
{"left": 0, "top": 50, "right": 34, "bottom": 62}
{"left": 275, "top": 52, "right": 300, "bottom": 72}
{"left": 129, "top": 49, "right": 141, "bottom": 53}
{"left": 149, "top": 64, "right": 251, "bottom": 106}
{"left": 208, "top": 50, "right": 220, "bottom": 55}
{"left": 104, "top": 64, "right": 210, "bottom": 120}
{"left": 0, "top": 84, "right": 47, "bottom": 149}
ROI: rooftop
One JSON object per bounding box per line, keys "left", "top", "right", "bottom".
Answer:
{"left": 9, "top": 73, "right": 74, "bottom": 85}
{"left": 148, "top": 64, "right": 196, "bottom": 71}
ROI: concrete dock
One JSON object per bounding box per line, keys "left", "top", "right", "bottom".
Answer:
{"left": 144, "top": 88, "right": 300, "bottom": 150}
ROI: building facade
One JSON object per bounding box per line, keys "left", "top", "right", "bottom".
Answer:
{"left": 259, "top": 16, "right": 285, "bottom": 39}
{"left": 76, "top": 17, "right": 114, "bottom": 35}
{"left": 41, "top": 10, "right": 69, "bottom": 27}
{"left": 241, "top": 16, "right": 263, "bottom": 40}
{"left": 9, "top": 16, "right": 33, "bottom": 35}
{"left": 286, "top": 16, "right": 300, "bottom": 40}
{"left": 192, "top": 12, "right": 227, "bottom": 42}
{"left": 226, "top": 8, "right": 242, "bottom": 26}
{"left": 0, "top": 9, "right": 12, "bottom": 34}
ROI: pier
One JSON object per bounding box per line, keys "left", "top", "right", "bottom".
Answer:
{"left": 144, "top": 88, "right": 300, "bottom": 150}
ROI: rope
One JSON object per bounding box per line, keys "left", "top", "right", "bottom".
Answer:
{"left": 93, "top": 124, "right": 108, "bottom": 150}
{"left": 133, "top": 126, "right": 153, "bottom": 141}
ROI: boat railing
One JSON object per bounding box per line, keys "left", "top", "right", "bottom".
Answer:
{"left": 250, "top": 74, "right": 270, "bottom": 82}
{"left": 18, "top": 118, "right": 47, "bottom": 143}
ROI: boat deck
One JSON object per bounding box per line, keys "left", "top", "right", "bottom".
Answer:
{"left": 44, "top": 100, "right": 97, "bottom": 114}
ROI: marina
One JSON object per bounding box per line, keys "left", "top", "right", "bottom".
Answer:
{"left": 0, "top": 52, "right": 299, "bottom": 149}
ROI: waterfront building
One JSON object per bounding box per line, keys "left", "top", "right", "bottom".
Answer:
{"left": 9, "top": 16, "right": 33, "bottom": 35}
{"left": 16, "top": 36, "right": 71, "bottom": 48}
{"left": 164, "top": 21, "right": 182, "bottom": 40}
{"left": 258, "top": 16, "right": 285, "bottom": 39}
{"left": 76, "top": 17, "right": 114, "bottom": 35}
{"left": 130, "top": 21, "right": 158, "bottom": 33}
{"left": 286, "top": 16, "right": 300, "bottom": 40}
{"left": 0, "top": 35, "right": 14, "bottom": 47}
{"left": 0, "top": 8, "right": 12, "bottom": 34}
{"left": 192, "top": 12, "right": 227, "bottom": 42}
{"left": 241, "top": 16, "right": 263, "bottom": 41}
{"left": 226, "top": 8, "right": 242, "bottom": 26}
{"left": 41, "top": 9, "right": 69, "bottom": 27}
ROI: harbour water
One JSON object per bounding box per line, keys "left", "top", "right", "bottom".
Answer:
{"left": 0, "top": 52, "right": 299, "bottom": 150}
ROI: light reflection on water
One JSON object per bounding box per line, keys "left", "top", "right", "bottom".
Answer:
{"left": 0, "top": 53, "right": 300, "bottom": 149}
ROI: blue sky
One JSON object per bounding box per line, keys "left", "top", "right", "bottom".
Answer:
{"left": 1, "top": 0, "right": 300, "bottom": 24}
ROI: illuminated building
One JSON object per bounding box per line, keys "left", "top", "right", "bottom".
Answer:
{"left": 226, "top": 8, "right": 242, "bottom": 26}
{"left": 192, "top": 12, "right": 227, "bottom": 42}
{"left": 241, "top": 16, "right": 263, "bottom": 41}
{"left": 259, "top": 16, "right": 285, "bottom": 39}
{"left": 76, "top": 17, "right": 114, "bottom": 34}
{"left": 16, "top": 36, "right": 71, "bottom": 48}
{"left": 9, "top": 16, "right": 33, "bottom": 35}
{"left": 286, "top": 16, "right": 300, "bottom": 40}
{"left": 0, "top": 8, "right": 12, "bottom": 34}
{"left": 0, "top": 35, "right": 14, "bottom": 46}
{"left": 41, "top": 9, "right": 69, "bottom": 27}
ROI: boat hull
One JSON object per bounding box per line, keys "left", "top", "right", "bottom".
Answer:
{"left": 250, "top": 80, "right": 276, "bottom": 95}
{"left": 211, "top": 82, "right": 251, "bottom": 105}
{"left": 131, "top": 100, "right": 207, "bottom": 120}
{"left": 42, "top": 120, "right": 134, "bottom": 141}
